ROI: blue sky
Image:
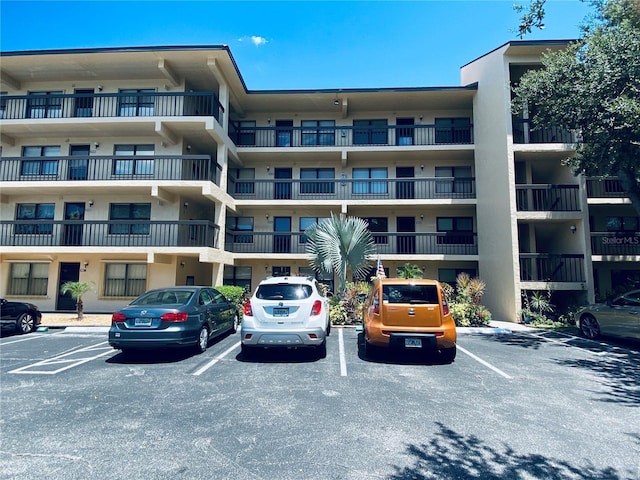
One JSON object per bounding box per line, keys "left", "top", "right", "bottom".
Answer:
{"left": 1, "top": 1, "right": 592, "bottom": 89}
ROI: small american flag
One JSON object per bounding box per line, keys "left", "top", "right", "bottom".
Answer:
{"left": 376, "top": 256, "right": 386, "bottom": 278}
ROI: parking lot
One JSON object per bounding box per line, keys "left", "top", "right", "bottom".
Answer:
{"left": 1, "top": 326, "right": 639, "bottom": 480}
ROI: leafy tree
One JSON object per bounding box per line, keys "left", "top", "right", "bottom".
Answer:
{"left": 60, "top": 281, "right": 95, "bottom": 319}
{"left": 305, "top": 213, "right": 376, "bottom": 294}
{"left": 397, "top": 263, "right": 424, "bottom": 279}
{"left": 512, "top": 0, "right": 640, "bottom": 216}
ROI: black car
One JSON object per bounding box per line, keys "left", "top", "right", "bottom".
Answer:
{"left": 109, "top": 286, "right": 239, "bottom": 355}
{"left": 0, "top": 298, "right": 42, "bottom": 334}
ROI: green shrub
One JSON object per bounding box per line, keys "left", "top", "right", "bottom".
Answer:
{"left": 446, "top": 273, "right": 492, "bottom": 327}
{"left": 215, "top": 285, "right": 249, "bottom": 314}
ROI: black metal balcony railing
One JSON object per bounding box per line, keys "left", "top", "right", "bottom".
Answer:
{"left": 519, "top": 253, "right": 585, "bottom": 282}
{"left": 515, "top": 184, "right": 581, "bottom": 211}
{"left": 0, "top": 91, "right": 223, "bottom": 122}
{"left": 229, "top": 177, "right": 476, "bottom": 201}
{"left": 0, "top": 155, "right": 221, "bottom": 184}
{"left": 228, "top": 124, "right": 473, "bottom": 148}
{"left": 1, "top": 220, "right": 220, "bottom": 248}
{"left": 591, "top": 232, "right": 640, "bottom": 255}
{"left": 226, "top": 231, "right": 478, "bottom": 255}
{"left": 585, "top": 178, "right": 626, "bottom": 198}
{"left": 512, "top": 117, "right": 577, "bottom": 144}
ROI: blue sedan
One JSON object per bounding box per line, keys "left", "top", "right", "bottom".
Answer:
{"left": 109, "top": 286, "right": 239, "bottom": 355}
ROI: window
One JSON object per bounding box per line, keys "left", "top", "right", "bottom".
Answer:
{"left": 301, "top": 120, "right": 335, "bottom": 146}
{"left": 363, "top": 217, "right": 388, "bottom": 244}
{"left": 113, "top": 145, "right": 154, "bottom": 176}
{"left": 74, "top": 88, "right": 94, "bottom": 117}
{"left": 300, "top": 168, "right": 335, "bottom": 194}
{"left": 15, "top": 203, "right": 55, "bottom": 234}
{"left": 233, "top": 168, "right": 255, "bottom": 195}
{"left": 435, "top": 118, "right": 472, "bottom": 144}
{"left": 228, "top": 216, "right": 254, "bottom": 243}
{"left": 235, "top": 120, "right": 256, "bottom": 146}
{"left": 607, "top": 216, "right": 639, "bottom": 232}
{"left": 353, "top": 119, "right": 388, "bottom": 145}
{"left": 435, "top": 166, "right": 473, "bottom": 194}
{"left": 223, "top": 266, "right": 252, "bottom": 292}
{"left": 437, "top": 217, "right": 474, "bottom": 244}
{"left": 118, "top": 89, "right": 155, "bottom": 116}
{"left": 104, "top": 263, "right": 147, "bottom": 297}
{"left": 109, "top": 203, "right": 151, "bottom": 235}
{"left": 299, "top": 216, "right": 328, "bottom": 243}
{"left": 21, "top": 146, "right": 60, "bottom": 177}
{"left": 272, "top": 266, "right": 291, "bottom": 277}
{"left": 8, "top": 263, "right": 49, "bottom": 295}
{"left": 353, "top": 167, "right": 388, "bottom": 195}
{"left": 438, "top": 268, "right": 477, "bottom": 286}
{"left": 26, "top": 91, "right": 63, "bottom": 118}
{"left": 0, "top": 92, "right": 6, "bottom": 119}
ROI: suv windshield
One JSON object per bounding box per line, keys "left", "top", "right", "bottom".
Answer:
{"left": 382, "top": 284, "right": 439, "bottom": 304}
{"left": 256, "top": 284, "right": 313, "bottom": 300}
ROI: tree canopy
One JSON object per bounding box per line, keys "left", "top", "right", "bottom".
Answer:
{"left": 512, "top": 0, "right": 640, "bottom": 215}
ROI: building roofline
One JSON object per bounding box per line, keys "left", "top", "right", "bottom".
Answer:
{"left": 245, "top": 84, "right": 478, "bottom": 95}
{"left": 461, "top": 39, "right": 577, "bottom": 70}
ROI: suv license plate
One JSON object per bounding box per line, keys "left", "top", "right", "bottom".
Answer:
{"left": 134, "top": 317, "right": 152, "bottom": 326}
{"left": 405, "top": 338, "right": 422, "bottom": 348}
{"left": 273, "top": 308, "right": 289, "bottom": 317}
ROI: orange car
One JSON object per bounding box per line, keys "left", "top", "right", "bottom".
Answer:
{"left": 362, "top": 278, "right": 457, "bottom": 362}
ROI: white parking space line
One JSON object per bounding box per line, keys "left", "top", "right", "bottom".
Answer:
{"left": 457, "top": 344, "right": 513, "bottom": 379}
{"left": 529, "top": 331, "right": 608, "bottom": 356}
{"left": 338, "top": 328, "right": 347, "bottom": 377}
{"left": 8, "top": 341, "right": 114, "bottom": 375}
{"left": 192, "top": 341, "right": 240, "bottom": 376}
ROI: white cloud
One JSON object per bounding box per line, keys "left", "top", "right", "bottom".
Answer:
{"left": 238, "top": 35, "right": 269, "bottom": 47}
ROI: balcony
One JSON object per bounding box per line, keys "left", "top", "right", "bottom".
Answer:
{"left": 1, "top": 220, "right": 220, "bottom": 248}
{"left": 519, "top": 253, "right": 585, "bottom": 282}
{"left": 515, "top": 184, "right": 581, "bottom": 211}
{"left": 586, "top": 178, "right": 626, "bottom": 198}
{"left": 0, "top": 91, "right": 223, "bottom": 122}
{"left": 226, "top": 231, "right": 478, "bottom": 255}
{"left": 0, "top": 155, "right": 221, "bottom": 184}
{"left": 229, "top": 124, "right": 473, "bottom": 148}
{"left": 591, "top": 232, "right": 640, "bottom": 256}
{"left": 229, "top": 177, "right": 476, "bottom": 201}
{"left": 512, "top": 117, "right": 577, "bottom": 144}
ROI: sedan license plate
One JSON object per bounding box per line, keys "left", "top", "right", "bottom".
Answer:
{"left": 273, "top": 307, "right": 289, "bottom": 317}
{"left": 134, "top": 317, "right": 152, "bottom": 326}
{"left": 405, "top": 337, "right": 422, "bottom": 348}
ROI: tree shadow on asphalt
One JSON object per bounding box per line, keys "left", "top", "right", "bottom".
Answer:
{"left": 388, "top": 422, "right": 628, "bottom": 480}
{"left": 481, "top": 333, "right": 640, "bottom": 406}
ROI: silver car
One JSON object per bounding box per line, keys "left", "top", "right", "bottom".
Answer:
{"left": 241, "top": 276, "right": 330, "bottom": 358}
{"left": 577, "top": 289, "right": 640, "bottom": 340}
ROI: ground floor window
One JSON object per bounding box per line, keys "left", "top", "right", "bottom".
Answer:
{"left": 223, "top": 266, "right": 252, "bottom": 292}
{"left": 104, "top": 263, "right": 147, "bottom": 297}
{"left": 8, "top": 263, "right": 49, "bottom": 295}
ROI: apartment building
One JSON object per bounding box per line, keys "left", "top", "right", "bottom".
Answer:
{"left": 1, "top": 42, "right": 637, "bottom": 321}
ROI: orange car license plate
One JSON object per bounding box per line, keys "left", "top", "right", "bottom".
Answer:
{"left": 405, "top": 337, "right": 422, "bottom": 348}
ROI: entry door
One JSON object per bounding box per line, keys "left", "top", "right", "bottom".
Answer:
{"left": 396, "top": 118, "right": 414, "bottom": 145}
{"left": 397, "top": 217, "right": 416, "bottom": 254}
{"left": 273, "top": 217, "right": 292, "bottom": 253}
{"left": 69, "top": 144, "right": 89, "bottom": 180}
{"left": 274, "top": 168, "right": 292, "bottom": 199}
{"left": 396, "top": 166, "right": 415, "bottom": 199}
{"left": 57, "top": 262, "right": 80, "bottom": 310}
{"left": 63, "top": 202, "right": 85, "bottom": 246}
{"left": 275, "top": 120, "right": 293, "bottom": 147}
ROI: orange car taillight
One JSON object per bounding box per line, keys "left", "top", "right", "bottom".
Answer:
{"left": 243, "top": 302, "right": 253, "bottom": 316}
{"left": 442, "top": 299, "right": 450, "bottom": 316}
{"left": 161, "top": 312, "right": 188, "bottom": 322}
{"left": 112, "top": 312, "right": 126, "bottom": 323}
{"left": 311, "top": 300, "right": 322, "bottom": 316}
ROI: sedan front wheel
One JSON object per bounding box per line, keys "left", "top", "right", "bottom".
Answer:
{"left": 16, "top": 313, "right": 36, "bottom": 334}
{"left": 579, "top": 314, "right": 601, "bottom": 340}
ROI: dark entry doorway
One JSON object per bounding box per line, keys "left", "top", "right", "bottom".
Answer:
{"left": 57, "top": 262, "right": 80, "bottom": 310}
{"left": 63, "top": 202, "right": 85, "bottom": 246}
{"left": 397, "top": 216, "right": 416, "bottom": 254}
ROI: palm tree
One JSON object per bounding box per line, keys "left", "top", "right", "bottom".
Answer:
{"left": 397, "top": 263, "right": 424, "bottom": 279}
{"left": 305, "top": 213, "right": 376, "bottom": 294}
{"left": 60, "top": 281, "right": 94, "bottom": 319}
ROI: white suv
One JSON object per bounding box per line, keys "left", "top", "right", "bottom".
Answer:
{"left": 241, "top": 276, "right": 331, "bottom": 357}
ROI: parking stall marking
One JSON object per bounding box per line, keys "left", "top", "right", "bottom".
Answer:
{"left": 456, "top": 344, "right": 513, "bottom": 379}
{"left": 192, "top": 341, "right": 241, "bottom": 376}
{"left": 1, "top": 332, "right": 64, "bottom": 346}
{"left": 8, "top": 341, "right": 114, "bottom": 375}
{"left": 338, "top": 328, "right": 347, "bottom": 377}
